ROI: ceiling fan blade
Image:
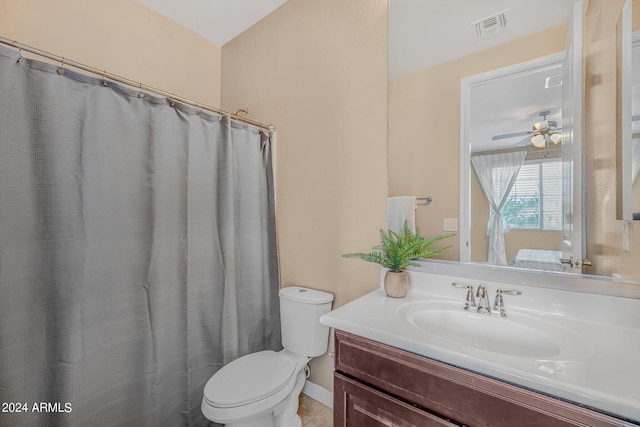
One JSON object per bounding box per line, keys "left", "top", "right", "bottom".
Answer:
{"left": 515, "top": 136, "right": 532, "bottom": 146}
{"left": 492, "top": 131, "right": 530, "bottom": 141}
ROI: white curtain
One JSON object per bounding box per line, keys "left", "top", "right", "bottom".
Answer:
{"left": 471, "top": 151, "right": 526, "bottom": 265}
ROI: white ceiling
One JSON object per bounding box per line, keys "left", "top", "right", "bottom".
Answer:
{"left": 138, "top": 0, "right": 577, "bottom": 76}
{"left": 138, "top": 0, "right": 288, "bottom": 46}
{"left": 389, "top": 0, "right": 577, "bottom": 79}
{"left": 388, "top": 0, "right": 579, "bottom": 153}
{"left": 139, "top": 0, "right": 593, "bottom": 152}
{"left": 470, "top": 63, "right": 563, "bottom": 152}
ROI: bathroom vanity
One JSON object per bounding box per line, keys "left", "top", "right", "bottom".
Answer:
{"left": 320, "top": 268, "right": 640, "bottom": 426}
{"left": 333, "top": 331, "right": 626, "bottom": 426}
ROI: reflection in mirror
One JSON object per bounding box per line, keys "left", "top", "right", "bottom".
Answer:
{"left": 389, "top": 0, "right": 579, "bottom": 274}
{"left": 633, "top": 33, "right": 640, "bottom": 217}
{"left": 617, "top": 0, "right": 633, "bottom": 220}
{"left": 389, "top": 0, "right": 640, "bottom": 280}
{"left": 465, "top": 57, "right": 569, "bottom": 272}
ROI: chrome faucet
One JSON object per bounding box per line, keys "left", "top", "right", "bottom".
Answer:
{"left": 492, "top": 289, "right": 522, "bottom": 317}
{"left": 453, "top": 283, "right": 522, "bottom": 317}
{"left": 451, "top": 282, "right": 476, "bottom": 311}
{"left": 475, "top": 284, "right": 491, "bottom": 314}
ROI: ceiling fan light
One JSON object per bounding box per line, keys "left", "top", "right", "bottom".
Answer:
{"left": 531, "top": 134, "right": 546, "bottom": 148}
{"left": 549, "top": 133, "right": 562, "bottom": 144}
{"left": 533, "top": 120, "right": 548, "bottom": 132}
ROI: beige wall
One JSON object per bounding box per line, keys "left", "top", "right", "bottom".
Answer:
{"left": 220, "top": 0, "right": 388, "bottom": 391}
{"left": 470, "top": 169, "right": 489, "bottom": 262}
{"left": 0, "top": 0, "right": 222, "bottom": 106}
{"left": 583, "top": 0, "right": 640, "bottom": 277}
{"left": 389, "top": 25, "right": 568, "bottom": 263}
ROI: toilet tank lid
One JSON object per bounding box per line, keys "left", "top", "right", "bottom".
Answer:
{"left": 279, "top": 286, "right": 334, "bottom": 304}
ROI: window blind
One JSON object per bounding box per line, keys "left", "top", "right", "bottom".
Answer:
{"left": 499, "top": 159, "right": 563, "bottom": 230}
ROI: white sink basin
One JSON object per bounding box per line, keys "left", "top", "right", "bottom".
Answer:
{"left": 396, "top": 300, "right": 590, "bottom": 359}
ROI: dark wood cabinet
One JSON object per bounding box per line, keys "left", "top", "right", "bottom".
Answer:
{"left": 333, "top": 330, "right": 634, "bottom": 427}
{"left": 335, "top": 373, "right": 457, "bottom": 426}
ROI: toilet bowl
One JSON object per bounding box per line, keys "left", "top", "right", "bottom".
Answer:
{"left": 201, "top": 350, "right": 308, "bottom": 427}
{"left": 201, "top": 286, "right": 333, "bottom": 427}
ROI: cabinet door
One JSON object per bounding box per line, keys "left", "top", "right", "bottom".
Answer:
{"left": 334, "top": 373, "right": 457, "bottom": 427}
{"left": 334, "top": 330, "right": 632, "bottom": 427}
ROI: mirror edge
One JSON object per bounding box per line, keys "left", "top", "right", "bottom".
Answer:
{"left": 459, "top": 52, "right": 566, "bottom": 264}
{"left": 409, "top": 259, "right": 640, "bottom": 299}
{"left": 617, "top": 0, "right": 633, "bottom": 220}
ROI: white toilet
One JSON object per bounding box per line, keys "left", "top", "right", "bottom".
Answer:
{"left": 201, "top": 286, "right": 334, "bottom": 427}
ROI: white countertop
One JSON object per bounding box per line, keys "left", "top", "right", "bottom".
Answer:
{"left": 320, "top": 270, "right": 640, "bottom": 423}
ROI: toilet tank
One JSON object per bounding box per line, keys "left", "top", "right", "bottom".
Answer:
{"left": 279, "top": 286, "right": 334, "bottom": 357}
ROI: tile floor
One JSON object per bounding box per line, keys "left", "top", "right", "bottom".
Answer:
{"left": 298, "top": 393, "right": 333, "bottom": 427}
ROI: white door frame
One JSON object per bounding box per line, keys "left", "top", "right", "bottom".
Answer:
{"left": 459, "top": 52, "right": 565, "bottom": 263}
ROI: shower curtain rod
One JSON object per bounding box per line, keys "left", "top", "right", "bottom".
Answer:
{"left": 0, "top": 36, "right": 274, "bottom": 132}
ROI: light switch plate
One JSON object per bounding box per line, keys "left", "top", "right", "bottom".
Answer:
{"left": 443, "top": 218, "right": 458, "bottom": 232}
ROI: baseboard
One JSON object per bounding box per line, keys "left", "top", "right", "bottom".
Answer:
{"left": 302, "top": 380, "right": 333, "bottom": 408}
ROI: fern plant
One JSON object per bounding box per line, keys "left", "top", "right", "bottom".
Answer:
{"left": 343, "top": 221, "right": 454, "bottom": 272}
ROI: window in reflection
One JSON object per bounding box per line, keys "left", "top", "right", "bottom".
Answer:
{"left": 501, "top": 159, "right": 563, "bottom": 231}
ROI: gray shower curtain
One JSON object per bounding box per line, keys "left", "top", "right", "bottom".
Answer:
{"left": 0, "top": 45, "right": 280, "bottom": 426}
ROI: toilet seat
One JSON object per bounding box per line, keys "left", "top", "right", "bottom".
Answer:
{"left": 203, "top": 351, "right": 297, "bottom": 409}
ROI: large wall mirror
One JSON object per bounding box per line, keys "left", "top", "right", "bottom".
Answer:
{"left": 615, "top": 0, "right": 640, "bottom": 223}
{"left": 620, "top": 19, "right": 640, "bottom": 219}
{"left": 388, "top": 0, "right": 640, "bottom": 281}
{"left": 460, "top": 51, "right": 581, "bottom": 273}
{"left": 634, "top": 32, "right": 640, "bottom": 215}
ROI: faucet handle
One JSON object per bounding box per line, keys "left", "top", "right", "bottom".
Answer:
{"left": 498, "top": 289, "right": 522, "bottom": 296}
{"left": 451, "top": 282, "right": 476, "bottom": 311}
{"left": 451, "top": 282, "right": 470, "bottom": 289}
{"left": 492, "top": 289, "right": 522, "bottom": 317}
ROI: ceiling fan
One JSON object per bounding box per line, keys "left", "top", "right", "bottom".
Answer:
{"left": 492, "top": 111, "right": 562, "bottom": 148}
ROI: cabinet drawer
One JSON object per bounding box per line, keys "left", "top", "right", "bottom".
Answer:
{"left": 335, "top": 373, "right": 457, "bottom": 427}
{"left": 334, "top": 330, "right": 629, "bottom": 427}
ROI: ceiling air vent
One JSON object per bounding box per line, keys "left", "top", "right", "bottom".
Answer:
{"left": 471, "top": 10, "right": 509, "bottom": 40}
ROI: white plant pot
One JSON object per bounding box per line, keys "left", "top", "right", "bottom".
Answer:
{"left": 384, "top": 270, "right": 409, "bottom": 298}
